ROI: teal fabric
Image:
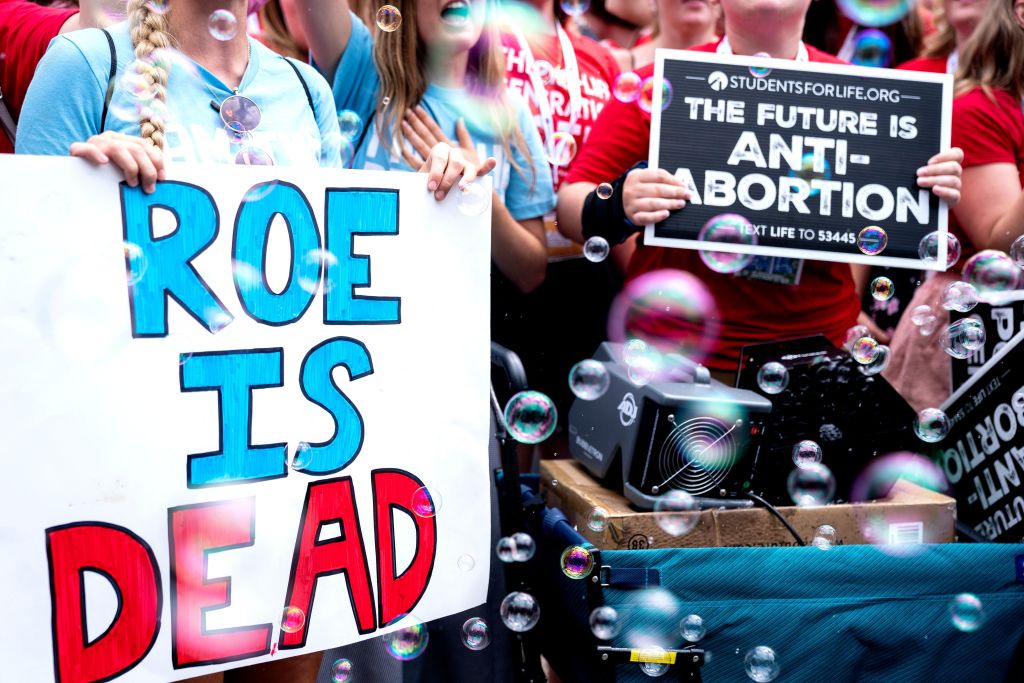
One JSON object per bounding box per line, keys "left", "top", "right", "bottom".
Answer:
{"left": 540, "top": 541, "right": 1024, "bottom": 682}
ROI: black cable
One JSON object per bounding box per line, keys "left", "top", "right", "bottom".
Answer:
{"left": 744, "top": 492, "right": 807, "bottom": 546}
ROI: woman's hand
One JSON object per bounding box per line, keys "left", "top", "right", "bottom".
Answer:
{"left": 622, "top": 167, "right": 690, "bottom": 225}
{"left": 418, "top": 142, "right": 497, "bottom": 201}
{"left": 402, "top": 106, "right": 483, "bottom": 166}
{"left": 917, "top": 148, "right": 964, "bottom": 207}
{"left": 69, "top": 131, "right": 164, "bottom": 194}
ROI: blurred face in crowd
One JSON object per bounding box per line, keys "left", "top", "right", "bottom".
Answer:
{"left": 607, "top": 0, "right": 657, "bottom": 26}
{"left": 719, "top": 0, "right": 812, "bottom": 28}
{"left": 416, "top": 0, "right": 487, "bottom": 53}
{"left": 658, "top": 0, "right": 720, "bottom": 33}
{"left": 944, "top": 0, "right": 991, "bottom": 40}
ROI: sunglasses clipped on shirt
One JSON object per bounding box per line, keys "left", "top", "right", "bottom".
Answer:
{"left": 210, "top": 93, "right": 274, "bottom": 166}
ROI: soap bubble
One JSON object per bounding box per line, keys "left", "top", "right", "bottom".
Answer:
{"left": 588, "top": 506, "right": 610, "bottom": 532}
{"left": 749, "top": 52, "right": 772, "bottom": 78}
{"left": 851, "top": 29, "right": 893, "bottom": 67}
{"left": 788, "top": 152, "right": 832, "bottom": 196}
{"left": 744, "top": 646, "right": 781, "bottom": 682}
{"left": 812, "top": 524, "right": 837, "bottom": 550}
{"left": 560, "top": 545, "right": 595, "bottom": 579}
{"left": 123, "top": 242, "right": 148, "bottom": 286}
{"left": 792, "top": 440, "right": 823, "bottom": 468}
{"left": 291, "top": 442, "right": 313, "bottom": 471}
{"left": 652, "top": 490, "right": 700, "bottom": 536}
{"left": 640, "top": 657, "right": 670, "bottom": 677}
{"left": 583, "top": 236, "right": 610, "bottom": 262}
{"left": 914, "top": 407, "right": 950, "bottom": 443}
{"left": 570, "top": 359, "right": 611, "bottom": 400}
{"left": 787, "top": 462, "right": 836, "bottom": 506}
{"left": 297, "top": 248, "right": 339, "bottom": 295}
{"left": 596, "top": 182, "right": 614, "bottom": 199}
{"left": 531, "top": 59, "right": 554, "bottom": 85}
{"left": 919, "top": 231, "right": 962, "bottom": 268}
{"left": 383, "top": 618, "right": 428, "bottom": 660}
{"left": 679, "top": 614, "right": 706, "bottom": 642}
{"left": 844, "top": 324, "right": 870, "bottom": 350}
{"left": 859, "top": 344, "right": 891, "bottom": 376}
{"left": 281, "top": 606, "right": 306, "bottom": 633}
{"left": 560, "top": 0, "right": 591, "bottom": 16}
{"left": 462, "top": 617, "right": 491, "bottom": 650}
{"left": 698, "top": 213, "right": 757, "bottom": 274}
{"left": 870, "top": 276, "right": 894, "bottom": 301}
{"left": 608, "top": 269, "right": 720, "bottom": 366}
{"left": 547, "top": 131, "right": 578, "bottom": 167}
{"left": 590, "top": 606, "right": 621, "bottom": 640}
{"left": 851, "top": 452, "right": 948, "bottom": 502}
{"left": 963, "top": 250, "right": 1019, "bottom": 298}
{"left": 208, "top": 10, "right": 238, "bottom": 40}
{"left": 500, "top": 592, "right": 541, "bottom": 632}
{"left": 757, "top": 362, "right": 789, "bottom": 394}
{"left": 910, "top": 304, "right": 936, "bottom": 327}
{"left": 457, "top": 182, "right": 489, "bottom": 216}
{"left": 376, "top": 5, "right": 402, "bottom": 32}
{"left": 851, "top": 336, "right": 879, "bottom": 364}
{"left": 638, "top": 76, "right": 672, "bottom": 114}
{"left": 337, "top": 109, "right": 363, "bottom": 140}
{"left": 941, "top": 317, "right": 986, "bottom": 359}
{"left": 942, "top": 281, "right": 979, "bottom": 313}
{"left": 1011, "top": 234, "right": 1024, "bottom": 267}
{"left": 458, "top": 554, "right": 476, "bottom": 571}
{"left": 857, "top": 226, "right": 888, "bottom": 255}
{"left": 623, "top": 337, "right": 649, "bottom": 365}
{"left": 146, "top": 0, "right": 169, "bottom": 13}
{"left": 627, "top": 354, "right": 657, "bottom": 386}
{"left": 411, "top": 486, "right": 440, "bottom": 518}
{"left": 331, "top": 658, "right": 353, "bottom": 683}
{"left": 510, "top": 532, "right": 536, "bottom": 562}
{"left": 504, "top": 391, "right": 557, "bottom": 444}
{"left": 613, "top": 71, "right": 643, "bottom": 103}
{"left": 495, "top": 536, "right": 516, "bottom": 563}
{"left": 949, "top": 593, "right": 985, "bottom": 632}
{"left": 623, "top": 588, "right": 681, "bottom": 650}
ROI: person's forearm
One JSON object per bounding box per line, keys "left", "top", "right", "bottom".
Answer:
{"left": 556, "top": 181, "right": 595, "bottom": 244}
{"left": 292, "top": 0, "right": 352, "bottom": 81}
{"left": 987, "top": 191, "right": 1024, "bottom": 252}
{"left": 491, "top": 196, "right": 546, "bottom": 293}
{"left": 850, "top": 263, "right": 871, "bottom": 298}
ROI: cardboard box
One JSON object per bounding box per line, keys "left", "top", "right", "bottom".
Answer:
{"left": 540, "top": 459, "right": 957, "bottom": 550}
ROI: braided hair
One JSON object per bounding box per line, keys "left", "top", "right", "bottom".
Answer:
{"left": 127, "top": 0, "right": 173, "bottom": 150}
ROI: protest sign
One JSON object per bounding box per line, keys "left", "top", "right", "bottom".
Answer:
{"left": 0, "top": 156, "right": 492, "bottom": 681}
{"left": 648, "top": 50, "right": 952, "bottom": 268}
{"left": 937, "top": 327, "right": 1024, "bottom": 542}
{"left": 951, "top": 299, "right": 1024, "bottom": 392}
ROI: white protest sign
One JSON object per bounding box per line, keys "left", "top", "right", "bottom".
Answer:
{"left": 0, "top": 156, "right": 492, "bottom": 681}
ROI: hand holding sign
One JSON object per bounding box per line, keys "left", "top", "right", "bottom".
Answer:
{"left": 623, "top": 166, "right": 691, "bottom": 225}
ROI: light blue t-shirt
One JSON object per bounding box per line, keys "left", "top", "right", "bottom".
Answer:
{"left": 329, "top": 13, "right": 555, "bottom": 221}
{"left": 17, "top": 22, "right": 341, "bottom": 168}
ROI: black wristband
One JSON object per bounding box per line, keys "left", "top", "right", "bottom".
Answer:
{"left": 581, "top": 161, "right": 647, "bottom": 246}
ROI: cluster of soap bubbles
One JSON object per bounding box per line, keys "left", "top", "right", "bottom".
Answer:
{"left": 698, "top": 214, "right": 757, "bottom": 274}
{"left": 611, "top": 71, "right": 672, "bottom": 115}
{"left": 504, "top": 391, "right": 558, "bottom": 444}
{"left": 910, "top": 304, "right": 939, "bottom": 336}
{"left": 495, "top": 532, "right": 537, "bottom": 563}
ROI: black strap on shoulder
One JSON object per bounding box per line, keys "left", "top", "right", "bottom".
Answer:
{"left": 283, "top": 57, "right": 315, "bottom": 118}
{"left": 100, "top": 28, "right": 117, "bottom": 132}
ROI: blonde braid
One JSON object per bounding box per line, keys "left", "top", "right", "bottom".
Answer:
{"left": 127, "top": 0, "right": 173, "bottom": 150}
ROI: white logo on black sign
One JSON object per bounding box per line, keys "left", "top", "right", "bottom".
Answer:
{"left": 708, "top": 71, "right": 728, "bottom": 91}
{"left": 618, "top": 393, "right": 638, "bottom": 427}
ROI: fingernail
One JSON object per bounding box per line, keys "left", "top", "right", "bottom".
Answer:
{"left": 435, "top": 191, "right": 445, "bottom": 200}
{"left": 428, "top": 181, "right": 438, "bottom": 191}
{"left": 916, "top": 167, "right": 926, "bottom": 174}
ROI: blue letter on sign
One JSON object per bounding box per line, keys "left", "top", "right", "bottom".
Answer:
{"left": 324, "top": 189, "right": 400, "bottom": 324}
{"left": 121, "top": 182, "right": 233, "bottom": 337}
{"left": 181, "top": 348, "right": 287, "bottom": 487}
{"left": 233, "top": 182, "right": 321, "bottom": 326}
{"left": 297, "top": 338, "right": 373, "bottom": 474}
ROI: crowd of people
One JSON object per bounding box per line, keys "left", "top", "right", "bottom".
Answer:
{"left": 2, "top": 0, "right": 1022, "bottom": 680}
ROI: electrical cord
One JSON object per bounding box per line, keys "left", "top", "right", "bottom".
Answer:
{"left": 744, "top": 491, "right": 807, "bottom": 546}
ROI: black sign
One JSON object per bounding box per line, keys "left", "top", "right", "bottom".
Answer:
{"left": 951, "top": 300, "right": 1024, "bottom": 392}
{"left": 937, "top": 328, "right": 1024, "bottom": 542}
{"left": 649, "top": 52, "right": 951, "bottom": 267}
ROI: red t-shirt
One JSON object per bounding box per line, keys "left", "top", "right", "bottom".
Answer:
{"left": 949, "top": 87, "right": 1024, "bottom": 267}
{"left": 0, "top": 0, "right": 76, "bottom": 153}
{"left": 565, "top": 40, "right": 862, "bottom": 372}
{"left": 896, "top": 55, "right": 948, "bottom": 74}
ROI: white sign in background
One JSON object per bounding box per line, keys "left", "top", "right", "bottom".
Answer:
{"left": 0, "top": 157, "right": 492, "bottom": 681}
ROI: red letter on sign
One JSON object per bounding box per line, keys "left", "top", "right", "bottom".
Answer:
{"left": 373, "top": 469, "right": 437, "bottom": 626}
{"left": 280, "top": 477, "right": 377, "bottom": 649}
{"left": 169, "top": 498, "right": 271, "bottom": 668}
{"left": 46, "top": 522, "right": 162, "bottom": 683}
